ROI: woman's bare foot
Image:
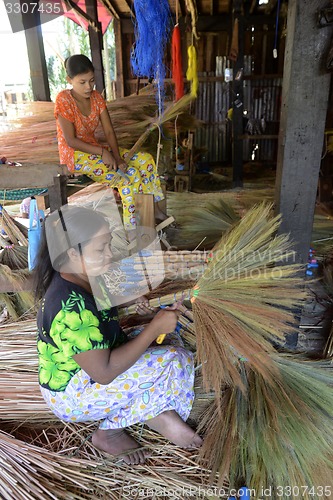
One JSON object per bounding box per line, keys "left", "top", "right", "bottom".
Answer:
{"left": 92, "top": 428, "right": 147, "bottom": 465}
{"left": 146, "top": 410, "right": 203, "bottom": 449}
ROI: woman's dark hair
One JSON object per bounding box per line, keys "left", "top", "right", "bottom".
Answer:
{"left": 64, "top": 54, "right": 95, "bottom": 79}
{"left": 33, "top": 205, "right": 109, "bottom": 301}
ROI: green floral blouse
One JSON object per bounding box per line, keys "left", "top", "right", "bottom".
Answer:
{"left": 37, "top": 273, "right": 127, "bottom": 392}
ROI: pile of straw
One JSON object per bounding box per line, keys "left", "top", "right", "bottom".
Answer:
{"left": 1, "top": 91, "right": 198, "bottom": 165}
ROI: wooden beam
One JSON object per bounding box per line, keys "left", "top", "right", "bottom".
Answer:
{"left": 275, "top": 0, "right": 333, "bottom": 264}
{"left": 85, "top": 0, "right": 105, "bottom": 94}
{"left": 114, "top": 19, "right": 125, "bottom": 98}
{"left": 21, "top": 1, "right": 50, "bottom": 102}
{"left": 122, "top": 0, "right": 135, "bottom": 17}
{"left": 100, "top": 0, "right": 120, "bottom": 20}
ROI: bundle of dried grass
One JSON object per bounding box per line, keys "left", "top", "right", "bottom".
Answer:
{"left": 1, "top": 91, "right": 198, "bottom": 164}
{"left": 0, "top": 266, "right": 34, "bottom": 320}
{"left": 176, "top": 198, "right": 240, "bottom": 249}
{"left": 311, "top": 214, "right": 333, "bottom": 257}
{"left": 166, "top": 188, "right": 275, "bottom": 226}
{"left": 0, "top": 245, "right": 28, "bottom": 270}
{"left": 0, "top": 208, "right": 28, "bottom": 246}
{"left": 198, "top": 354, "right": 333, "bottom": 495}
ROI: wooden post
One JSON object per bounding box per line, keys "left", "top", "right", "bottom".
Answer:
{"left": 114, "top": 19, "right": 125, "bottom": 98}
{"left": 21, "top": 0, "right": 51, "bottom": 101}
{"left": 231, "top": 0, "right": 244, "bottom": 188}
{"left": 48, "top": 175, "right": 68, "bottom": 212}
{"left": 85, "top": 0, "right": 105, "bottom": 94}
{"left": 275, "top": 0, "right": 333, "bottom": 263}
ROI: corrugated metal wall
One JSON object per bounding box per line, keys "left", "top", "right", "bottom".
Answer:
{"left": 194, "top": 55, "right": 282, "bottom": 164}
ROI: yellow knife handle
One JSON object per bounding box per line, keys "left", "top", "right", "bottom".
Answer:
{"left": 156, "top": 334, "right": 166, "bottom": 344}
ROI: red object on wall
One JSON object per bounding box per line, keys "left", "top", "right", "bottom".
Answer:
{"left": 171, "top": 25, "right": 184, "bottom": 101}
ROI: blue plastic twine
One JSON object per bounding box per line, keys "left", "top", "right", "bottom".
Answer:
{"left": 131, "top": 0, "right": 172, "bottom": 115}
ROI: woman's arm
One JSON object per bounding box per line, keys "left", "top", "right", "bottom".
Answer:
{"left": 73, "top": 307, "right": 179, "bottom": 385}
{"left": 57, "top": 115, "right": 101, "bottom": 155}
{"left": 100, "top": 109, "right": 127, "bottom": 171}
{"left": 57, "top": 114, "right": 118, "bottom": 170}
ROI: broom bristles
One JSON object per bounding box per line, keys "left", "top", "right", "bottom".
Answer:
{"left": 193, "top": 203, "right": 306, "bottom": 392}
{"left": 198, "top": 354, "right": 333, "bottom": 494}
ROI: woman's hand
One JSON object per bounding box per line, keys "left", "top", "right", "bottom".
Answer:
{"left": 102, "top": 149, "right": 118, "bottom": 170}
{"left": 135, "top": 296, "right": 157, "bottom": 316}
{"left": 117, "top": 161, "right": 128, "bottom": 173}
{"left": 149, "top": 302, "right": 182, "bottom": 339}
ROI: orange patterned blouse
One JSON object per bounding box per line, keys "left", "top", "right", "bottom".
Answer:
{"left": 54, "top": 89, "right": 107, "bottom": 172}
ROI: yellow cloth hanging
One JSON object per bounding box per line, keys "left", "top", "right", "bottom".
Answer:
{"left": 186, "top": 45, "right": 198, "bottom": 97}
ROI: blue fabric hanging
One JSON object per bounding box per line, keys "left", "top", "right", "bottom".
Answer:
{"left": 131, "top": 0, "right": 172, "bottom": 114}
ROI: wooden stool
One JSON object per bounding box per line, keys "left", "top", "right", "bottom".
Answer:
{"left": 174, "top": 174, "right": 190, "bottom": 192}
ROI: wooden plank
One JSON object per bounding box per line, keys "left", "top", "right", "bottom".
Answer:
{"left": 48, "top": 175, "right": 68, "bottom": 212}
{"left": 275, "top": 0, "right": 333, "bottom": 264}
{"left": 134, "top": 194, "right": 155, "bottom": 229}
{"left": 0, "top": 164, "right": 67, "bottom": 189}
